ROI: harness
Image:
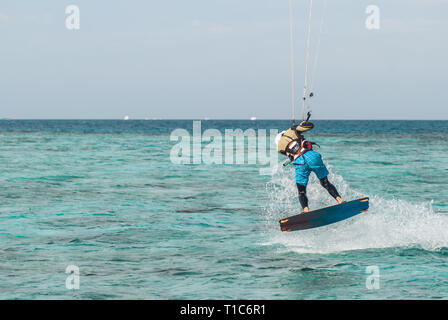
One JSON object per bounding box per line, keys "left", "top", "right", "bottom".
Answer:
{"left": 286, "top": 138, "right": 315, "bottom": 155}
{"left": 286, "top": 138, "right": 320, "bottom": 163}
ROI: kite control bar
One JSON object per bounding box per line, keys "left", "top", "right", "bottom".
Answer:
{"left": 305, "top": 111, "right": 311, "bottom": 122}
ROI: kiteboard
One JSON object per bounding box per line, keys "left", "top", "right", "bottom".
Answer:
{"left": 279, "top": 197, "right": 369, "bottom": 232}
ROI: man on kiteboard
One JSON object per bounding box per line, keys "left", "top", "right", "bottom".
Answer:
{"left": 276, "top": 114, "right": 343, "bottom": 212}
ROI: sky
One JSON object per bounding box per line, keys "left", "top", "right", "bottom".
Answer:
{"left": 0, "top": 0, "right": 447, "bottom": 120}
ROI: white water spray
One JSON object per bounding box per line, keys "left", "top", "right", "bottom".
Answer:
{"left": 264, "top": 166, "right": 448, "bottom": 254}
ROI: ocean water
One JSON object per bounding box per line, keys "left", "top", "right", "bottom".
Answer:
{"left": 0, "top": 120, "right": 447, "bottom": 299}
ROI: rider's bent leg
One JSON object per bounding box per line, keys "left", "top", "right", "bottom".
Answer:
{"left": 319, "top": 176, "right": 343, "bottom": 203}
{"left": 296, "top": 183, "right": 309, "bottom": 210}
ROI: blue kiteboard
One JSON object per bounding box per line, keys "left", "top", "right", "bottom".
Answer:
{"left": 279, "top": 197, "right": 369, "bottom": 232}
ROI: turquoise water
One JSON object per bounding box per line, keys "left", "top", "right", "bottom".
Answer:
{"left": 0, "top": 120, "right": 447, "bottom": 299}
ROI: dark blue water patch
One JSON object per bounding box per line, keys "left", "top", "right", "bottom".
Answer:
{"left": 299, "top": 267, "right": 315, "bottom": 272}
{"left": 6, "top": 175, "right": 84, "bottom": 182}
{"left": 1, "top": 120, "right": 447, "bottom": 135}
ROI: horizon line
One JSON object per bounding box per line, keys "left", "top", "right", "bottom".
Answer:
{"left": 1, "top": 118, "right": 447, "bottom": 121}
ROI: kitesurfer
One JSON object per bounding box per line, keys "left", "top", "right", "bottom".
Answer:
{"left": 276, "top": 117, "right": 344, "bottom": 212}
